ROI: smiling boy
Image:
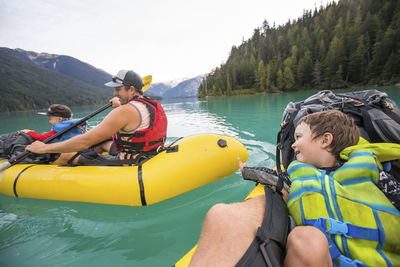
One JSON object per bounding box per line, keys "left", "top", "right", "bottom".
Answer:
{"left": 285, "top": 110, "right": 399, "bottom": 266}
{"left": 190, "top": 110, "right": 400, "bottom": 267}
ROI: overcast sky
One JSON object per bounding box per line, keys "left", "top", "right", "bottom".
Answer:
{"left": 0, "top": 0, "right": 334, "bottom": 83}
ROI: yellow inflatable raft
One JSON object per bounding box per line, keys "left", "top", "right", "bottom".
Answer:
{"left": 175, "top": 183, "right": 264, "bottom": 266}
{"left": 0, "top": 134, "right": 248, "bottom": 206}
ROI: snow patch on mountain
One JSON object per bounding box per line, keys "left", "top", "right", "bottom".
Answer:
{"left": 163, "top": 77, "right": 189, "bottom": 88}
{"left": 146, "top": 75, "right": 205, "bottom": 98}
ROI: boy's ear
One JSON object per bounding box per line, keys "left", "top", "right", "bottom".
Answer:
{"left": 320, "top": 132, "right": 333, "bottom": 148}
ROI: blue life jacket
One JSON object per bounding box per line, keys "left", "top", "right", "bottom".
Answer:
{"left": 52, "top": 119, "right": 86, "bottom": 142}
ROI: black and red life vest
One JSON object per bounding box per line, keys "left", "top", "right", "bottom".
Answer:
{"left": 112, "top": 96, "right": 167, "bottom": 153}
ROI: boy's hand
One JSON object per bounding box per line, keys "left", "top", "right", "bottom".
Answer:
{"left": 20, "top": 129, "right": 30, "bottom": 133}
{"left": 238, "top": 157, "right": 247, "bottom": 173}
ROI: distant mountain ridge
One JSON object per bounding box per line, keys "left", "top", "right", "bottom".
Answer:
{"left": 14, "top": 48, "right": 112, "bottom": 89}
{"left": 14, "top": 48, "right": 204, "bottom": 98}
{"left": 146, "top": 75, "right": 205, "bottom": 98}
{"left": 0, "top": 47, "right": 205, "bottom": 112}
{"left": 0, "top": 47, "right": 111, "bottom": 112}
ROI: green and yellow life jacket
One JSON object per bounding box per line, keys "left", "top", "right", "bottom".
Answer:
{"left": 287, "top": 143, "right": 400, "bottom": 267}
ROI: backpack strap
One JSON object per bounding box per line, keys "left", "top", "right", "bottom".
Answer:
{"left": 360, "top": 108, "right": 381, "bottom": 142}
{"left": 235, "top": 186, "right": 292, "bottom": 267}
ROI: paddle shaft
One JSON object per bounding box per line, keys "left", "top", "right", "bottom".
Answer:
{"left": 7, "top": 102, "right": 112, "bottom": 167}
{"left": 0, "top": 75, "right": 152, "bottom": 172}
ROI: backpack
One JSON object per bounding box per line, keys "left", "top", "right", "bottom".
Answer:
{"left": 276, "top": 89, "right": 400, "bottom": 168}
{"left": 0, "top": 131, "right": 55, "bottom": 164}
{"left": 0, "top": 131, "right": 34, "bottom": 158}
{"left": 275, "top": 89, "right": 400, "bottom": 209}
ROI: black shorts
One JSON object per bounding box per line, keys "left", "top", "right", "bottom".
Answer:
{"left": 236, "top": 186, "right": 296, "bottom": 267}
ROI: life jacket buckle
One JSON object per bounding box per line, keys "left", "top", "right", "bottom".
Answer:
{"left": 337, "top": 255, "right": 364, "bottom": 267}
{"left": 325, "top": 218, "right": 352, "bottom": 238}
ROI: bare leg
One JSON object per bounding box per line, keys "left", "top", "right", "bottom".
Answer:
{"left": 52, "top": 152, "right": 79, "bottom": 165}
{"left": 92, "top": 140, "right": 113, "bottom": 154}
{"left": 189, "top": 195, "right": 265, "bottom": 267}
{"left": 52, "top": 140, "right": 113, "bottom": 165}
{"left": 284, "top": 226, "right": 332, "bottom": 267}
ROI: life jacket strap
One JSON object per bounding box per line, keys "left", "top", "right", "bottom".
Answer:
{"left": 305, "top": 218, "right": 380, "bottom": 241}
{"left": 336, "top": 255, "right": 365, "bottom": 267}
{"left": 305, "top": 218, "right": 372, "bottom": 267}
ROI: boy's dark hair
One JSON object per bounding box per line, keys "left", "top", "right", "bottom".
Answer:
{"left": 39, "top": 104, "right": 72, "bottom": 119}
{"left": 297, "top": 110, "right": 360, "bottom": 158}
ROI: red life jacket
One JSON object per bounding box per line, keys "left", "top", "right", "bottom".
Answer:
{"left": 112, "top": 96, "right": 167, "bottom": 153}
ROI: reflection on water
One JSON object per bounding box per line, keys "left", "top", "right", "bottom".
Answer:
{"left": 0, "top": 88, "right": 399, "bottom": 266}
{"left": 164, "top": 98, "right": 239, "bottom": 139}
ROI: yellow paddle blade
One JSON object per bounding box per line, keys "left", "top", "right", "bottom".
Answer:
{"left": 142, "top": 75, "right": 152, "bottom": 92}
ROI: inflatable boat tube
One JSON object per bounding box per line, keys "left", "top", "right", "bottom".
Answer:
{"left": 0, "top": 134, "right": 248, "bottom": 206}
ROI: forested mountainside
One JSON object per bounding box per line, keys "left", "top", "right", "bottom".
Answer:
{"left": 199, "top": 0, "right": 400, "bottom": 96}
{"left": 0, "top": 48, "right": 111, "bottom": 112}
{"left": 14, "top": 48, "right": 112, "bottom": 89}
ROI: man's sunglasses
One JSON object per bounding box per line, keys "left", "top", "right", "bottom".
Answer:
{"left": 112, "top": 76, "right": 124, "bottom": 83}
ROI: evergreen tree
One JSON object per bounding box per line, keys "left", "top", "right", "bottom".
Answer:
{"left": 325, "top": 36, "right": 345, "bottom": 87}
{"left": 256, "top": 60, "right": 266, "bottom": 92}
{"left": 283, "top": 66, "right": 295, "bottom": 90}
{"left": 276, "top": 69, "right": 284, "bottom": 90}
{"left": 214, "top": 69, "right": 225, "bottom": 95}
{"left": 297, "top": 50, "right": 313, "bottom": 86}
{"left": 382, "top": 52, "right": 400, "bottom": 82}
{"left": 266, "top": 63, "right": 272, "bottom": 92}
{"left": 348, "top": 35, "right": 368, "bottom": 83}
{"left": 227, "top": 73, "right": 233, "bottom": 95}
{"left": 301, "top": 27, "right": 313, "bottom": 54}
{"left": 312, "top": 59, "right": 323, "bottom": 86}
{"left": 317, "top": 38, "right": 326, "bottom": 60}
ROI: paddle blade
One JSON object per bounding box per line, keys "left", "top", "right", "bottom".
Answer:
{"left": 0, "top": 161, "right": 11, "bottom": 172}
{"left": 142, "top": 75, "right": 152, "bottom": 92}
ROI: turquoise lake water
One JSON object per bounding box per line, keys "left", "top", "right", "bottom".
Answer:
{"left": 0, "top": 87, "right": 399, "bottom": 266}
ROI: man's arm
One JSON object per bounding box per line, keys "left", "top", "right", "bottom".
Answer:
{"left": 26, "top": 105, "right": 140, "bottom": 154}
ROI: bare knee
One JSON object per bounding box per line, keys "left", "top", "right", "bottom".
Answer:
{"left": 205, "top": 203, "right": 231, "bottom": 219}
{"left": 288, "top": 226, "right": 328, "bottom": 249}
{"left": 202, "top": 196, "right": 265, "bottom": 234}
{"left": 53, "top": 152, "right": 77, "bottom": 165}
{"left": 202, "top": 203, "right": 232, "bottom": 235}
{"left": 285, "top": 226, "right": 331, "bottom": 267}
{"left": 93, "top": 140, "right": 113, "bottom": 154}
{"left": 190, "top": 199, "right": 265, "bottom": 266}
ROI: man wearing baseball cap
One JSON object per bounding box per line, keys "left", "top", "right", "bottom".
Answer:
{"left": 27, "top": 70, "right": 168, "bottom": 166}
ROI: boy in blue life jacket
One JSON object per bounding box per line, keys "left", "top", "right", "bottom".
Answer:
{"left": 21, "top": 104, "right": 86, "bottom": 142}
{"left": 284, "top": 110, "right": 400, "bottom": 267}
{"left": 0, "top": 104, "right": 86, "bottom": 164}
{"left": 190, "top": 110, "right": 400, "bottom": 267}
